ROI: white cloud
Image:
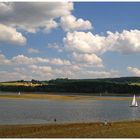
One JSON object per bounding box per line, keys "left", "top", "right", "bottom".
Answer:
{"left": 50, "top": 58, "right": 71, "bottom": 65}
{"left": 11, "top": 55, "right": 49, "bottom": 65}
{"left": 44, "top": 20, "right": 58, "bottom": 33}
{"left": 48, "top": 43, "right": 63, "bottom": 52}
{"left": 11, "top": 55, "right": 71, "bottom": 66}
{"left": 64, "top": 31, "right": 106, "bottom": 54}
{"left": 0, "top": 2, "right": 73, "bottom": 33}
{"left": 0, "top": 71, "right": 32, "bottom": 82}
{"left": 29, "top": 65, "right": 52, "bottom": 73}
{"left": 60, "top": 15, "right": 92, "bottom": 31}
{"left": 73, "top": 52, "right": 103, "bottom": 66}
{"left": 27, "top": 48, "right": 40, "bottom": 54}
{"left": 0, "top": 54, "right": 10, "bottom": 64}
{"left": 0, "top": 53, "right": 120, "bottom": 81}
{"left": 64, "top": 30, "right": 140, "bottom": 55}
{"left": 51, "top": 66, "right": 119, "bottom": 79}
{"left": 0, "top": 53, "right": 71, "bottom": 67}
{"left": 107, "top": 30, "right": 140, "bottom": 54}
{"left": 0, "top": 24, "right": 26, "bottom": 45}
{"left": 14, "top": 65, "right": 54, "bottom": 81}
{"left": 127, "top": 66, "right": 140, "bottom": 76}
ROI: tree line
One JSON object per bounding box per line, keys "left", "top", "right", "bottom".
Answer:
{"left": 1, "top": 80, "right": 140, "bottom": 95}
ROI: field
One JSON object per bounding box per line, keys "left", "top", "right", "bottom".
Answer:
{"left": 0, "top": 82, "right": 42, "bottom": 87}
{"left": 0, "top": 121, "right": 140, "bottom": 138}
{"left": 130, "top": 82, "right": 140, "bottom": 86}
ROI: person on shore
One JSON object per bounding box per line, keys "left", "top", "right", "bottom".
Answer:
{"left": 104, "top": 120, "right": 108, "bottom": 125}
{"left": 54, "top": 118, "right": 56, "bottom": 122}
{"left": 104, "top": 120, "right": 112, "bottom": 126}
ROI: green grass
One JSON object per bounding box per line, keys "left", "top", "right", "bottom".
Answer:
{"left": 1, "top": 121, "right": 140, "bottom": 138}
{"left": 130, "top": 82, "right": 140, "bottom": 86}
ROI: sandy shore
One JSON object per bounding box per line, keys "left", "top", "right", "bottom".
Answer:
{"left": 0, "top": 120, "right": 140, "bottom": 138}
{"left": 0, "top": 93, "right": 135, "bottom": 101}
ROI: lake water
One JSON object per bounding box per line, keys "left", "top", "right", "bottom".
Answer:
{"left": 0, "top": 94, "right": 140, "bottom": 124}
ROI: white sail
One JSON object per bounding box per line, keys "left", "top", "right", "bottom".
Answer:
{"left": 131, "top": 94, "right": 136, "bottom": 106}
{"left": 135, "top": 101, "right": 138, "bottom": 106}
{"left": 130, "top": 94, "right": 138, "bottom": 107}
{"left": 18, "top": 92, "right": 21, "bottom": 95}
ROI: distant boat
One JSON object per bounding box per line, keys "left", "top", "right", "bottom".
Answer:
{"left": 18, "top": 92, "right": 21, "bottom": 95}
{"left": 130, "top": 94, "right": 138, "bottom": 107}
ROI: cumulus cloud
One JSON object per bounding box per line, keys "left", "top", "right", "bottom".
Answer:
{"left": 29, "top": 65, "right": 52, "bottom": 73}
{"left": 50, "top": 58, "right": 71, "bottom": 65}
{"left": 11, "top": 55, "right": 49, "bottom": 65}
{"left": 0, "top": 53, "right": 71, "bottom": 66}
{"left": 51, "top": 66, "right": 119, "bottom": 79}
{"left": 0, "top": 52, "right": 120, "bottom": 81}
{"left": 0, "top": 65, "right": 119, "bottom": 81}
{"left": 11, "top": 55, "right": 71, "bottom": 66}
{"left": 64, "top": 30, "right": 140, "bottom": 55}
{"left": 127, "top": 66, "right": 140, "bottom": 76}
{"left": 0, "top": 54, "right": 10, "bottom": 64}
{"left": 73, "top": 52, "right": 103, "bottom": 66}
{"left": 44, "top": 20, "right": 58, "bottom": 33}
{"left": 63, "top": 30, "right": 140, "bottom": 71}
{"left": 64, "top": 31, "right": 106, "bottom": 54}
{"left": 0, "top": 2, "right": 73, "bottom": 33}
{"left": 0, "top": 24, "right": 26, "bottom": 45}
{"left": 60, "top": 15, "right": 92, "bottom": 31}
{"left": 27, "top": 48, "right": 40, "bottom": 54}
{"left": 107, "top": 30, "right": 140, "bottom": 54}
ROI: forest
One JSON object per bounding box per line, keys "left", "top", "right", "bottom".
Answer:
{"left": 1, "top": 77, "right": 140, "bottom": 94}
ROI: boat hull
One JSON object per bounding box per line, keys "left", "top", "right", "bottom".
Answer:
{"left": 130, "top": 105, "right": 138, "bottom": 107}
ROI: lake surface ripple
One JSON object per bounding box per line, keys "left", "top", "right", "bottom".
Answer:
{"left": 0, "top": 97, "right": 140, "bottom": 124}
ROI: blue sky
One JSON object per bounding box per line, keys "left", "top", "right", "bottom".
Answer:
{"left": 74, "top": 2, "right": 140, "bottom": 33}
{"left": 0, "top": 2, "right": 140, "bottom": 81}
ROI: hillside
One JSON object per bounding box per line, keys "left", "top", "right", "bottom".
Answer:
{"left": 1, "top": 77, "right": 140, "bottom": 94}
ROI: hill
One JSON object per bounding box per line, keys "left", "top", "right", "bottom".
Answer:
{"left": 1, "top": 77, "right": 140, "bottom": 94}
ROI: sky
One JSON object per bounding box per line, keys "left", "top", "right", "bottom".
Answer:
{"left": 0, "top": 2, "right": 140, "bottom": 81}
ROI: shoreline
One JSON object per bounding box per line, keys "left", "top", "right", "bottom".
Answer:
{"left": 0, "top": 93, "right": 140, "bottom": 137}
{"left": 0, "top": 93, "right": 136, "bottom": 101}
{"left": 1, "top": 120, "right": 140, "bottom": 137}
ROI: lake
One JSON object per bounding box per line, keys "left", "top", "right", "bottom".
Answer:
{"left": 0, "top": 94, "right": 140, "bottom": 124}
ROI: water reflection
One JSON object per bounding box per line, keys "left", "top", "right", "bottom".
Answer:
{"left": 130, "top": 107, "right": 138, "bottom": 121}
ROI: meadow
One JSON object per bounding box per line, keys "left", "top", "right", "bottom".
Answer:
{"left": 0, "top": 82, "right": 42, "bottom": 87}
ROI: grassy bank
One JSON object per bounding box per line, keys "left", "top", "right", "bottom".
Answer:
{"left": 1, "top": 121, "right": 140, "bottom": 138}
{"left": 0, "top": 93, "right": 136, "bottom": 101}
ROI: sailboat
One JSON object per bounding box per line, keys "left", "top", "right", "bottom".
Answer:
{"left": 130, "top": 94, "right": 138, "bottom": 107}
